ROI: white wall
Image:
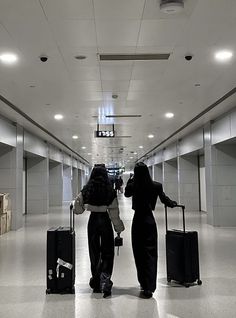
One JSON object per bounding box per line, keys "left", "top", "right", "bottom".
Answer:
{"left": 27, "top": 157, "right": 49, "bottom": 214}
{"left": 63, "top": 165, "right": 72, "bottom": 201}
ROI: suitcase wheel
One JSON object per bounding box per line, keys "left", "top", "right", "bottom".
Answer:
{"left": 197, "top": 279, "right": 202, "bottom": 285}
{"left": 184, "top": 283, "right": 190, "bottom": 288}
{"left": 46, "top": 289, "right": 51, "bottom": 294}
{"left": 71, "top": 287, "right": 75, "bottom": 294}
{"left": 167, "top": 277, "right": 171, "bottom": 283}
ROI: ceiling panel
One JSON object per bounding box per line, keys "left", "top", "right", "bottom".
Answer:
{"left": 49, "top": 19, "right": 97, "bottom": 47}
{"left": 40, "top": 0, "right": 94, "bottom": 19}
{"left": 94, "top": 0, "right": 145, "bottom": 19}
{"left": 100, "top": 64, "right": 133, "bottom": 81}
{"left": 138, "top": 19, "right": 187, "bottom": 47}
{"left": 96, "top": 19, "right": 140, "bottom": 47}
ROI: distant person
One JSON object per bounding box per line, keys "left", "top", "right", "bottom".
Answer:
{"left": 124, "top": 162, "right": 177, "bottom": 298}
{"left": 115, "top": 176, "right": 124, "bottom": 193}
{"left": 74, "top": 165, "right": 125, "bottom": 298}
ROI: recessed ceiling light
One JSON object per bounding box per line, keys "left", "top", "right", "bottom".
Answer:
{"left": 215, "top": 50, "right": 233, "bottom": 62}
{"left": 130, "top": 157, "right": 133, "bottom": 159}
{"left": 160, "top": 0, "right": 184, "bottom": 14}
{"left": 133, "top": 152, "right": 137, "bottom": 155}
{"left": 139, "top": 145, "right": 143, "bottom": 149}
{"left": 194, "top": 83, "right": 201, "bottom": 87}
{"left": 81, "top": 146, "right": 86, "bottom": 149}
{"left": 75, "top": 55, "right": 87, "bottom": 60}
{"left": 165, "top": 112, "right": 174, "bottom": 118}
{"left": 88, "top": 153, "right": 91, "bottom": 155}
{"left": 54, "top": 114, "right": 63, "bottom": 120}
{"left": 72, "top": 135, "right": 78, "bottom": 139}
{"left": 112, "top": 94, "right": 118, "bottom": 99}
{"left": 148, "top": 134, "right": 154, "bottom": 138}
{"left": 29, "top": 85, "right": 36, "bottom": 88}
{"left": 0, "top": 53, "right": 18, "bottom": 64}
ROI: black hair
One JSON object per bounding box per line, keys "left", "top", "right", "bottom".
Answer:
{"left": 82, "top": 165, "right": 115, "bottom": 206}
{"left": 133, "top": 162, "right": 154, "bottom": 201}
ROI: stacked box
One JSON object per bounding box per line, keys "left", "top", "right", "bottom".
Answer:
{"left": 0, "top": 213, "right": 7, "bottom": 235}
{"left": 0, "top": 193, "right": 10, "bottom": 214}
{"left": 0, "top": 194, "right": 11, "bottom": 235}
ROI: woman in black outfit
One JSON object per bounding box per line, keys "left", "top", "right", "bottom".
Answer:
{"left": 74, "top": 165, "right": 124, "bottom": 298}
{"left": 125, "top": 162, "right": 177, "bottom": 298}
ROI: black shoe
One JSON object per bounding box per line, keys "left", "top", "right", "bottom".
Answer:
{"left": 141, "top": 290, "right": 153, "bottom": 298}
{"left": 89, "top": 277, "right": 101, "bottom": 292}
{"left": 103, "top": 291, "right": 111, "bottom": 298}
{"left": 100, "top": 273, "right": 113, "bottom": 298}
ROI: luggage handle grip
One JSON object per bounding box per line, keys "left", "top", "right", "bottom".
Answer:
{"left": 69, "top": 203, "right": 74, "bottom": 232}
{"left": 165, "top": 204, "right": 186, "bottom": 234}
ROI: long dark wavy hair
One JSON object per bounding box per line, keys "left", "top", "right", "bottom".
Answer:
{"left": 133, "top": 162, "right": 154, "bottom": 201}
{"left": 82, "top": 165, "right": 115, "bottom": 206}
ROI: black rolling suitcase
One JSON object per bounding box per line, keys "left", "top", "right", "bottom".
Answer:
{"left": 46, "top": 203, "right": 75, "bottom": 294}
{"left": 165, "top": 204, "right": 202, "bottom": 287}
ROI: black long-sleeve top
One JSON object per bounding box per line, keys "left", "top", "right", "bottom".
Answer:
{"left": 124, "top": 179, "right": 176, "bottom": 211}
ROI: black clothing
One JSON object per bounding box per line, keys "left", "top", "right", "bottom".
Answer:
{"left": 132, "top": 209, "right": 157, "bottom": 292}
{"left": 125, "top": 179, "right": 176, "bottom": 211}
{"left": 125, "top": 178, "right": 176, "bottom": 292}
{"left": 87, "top": 212, "right": 114, "bottom": 290}
{"left": 82, "top": 181, "right": 116, "bottom": 206}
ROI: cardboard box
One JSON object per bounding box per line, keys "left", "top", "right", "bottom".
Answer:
{"left": 0, "top": 213, "right": 7, "bottom": 235}
{"left": 0, "top": 193, "right": 10, "bottom": 214}
{"left": 6, "top": 210, "right": 11, "bottom": 232}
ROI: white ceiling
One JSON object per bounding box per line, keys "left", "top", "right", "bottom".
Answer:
{"left": 0, "top": 0, "right": 236, "bottom": 168}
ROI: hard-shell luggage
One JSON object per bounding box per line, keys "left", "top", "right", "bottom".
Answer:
{"left": 46, "top": 204, "right": 75, "bottom": 294}
{"left": 165, "top": 204, "right": 202, "bottom": 287}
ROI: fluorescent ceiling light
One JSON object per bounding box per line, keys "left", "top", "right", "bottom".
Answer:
{"left": 54, "top": 114, "right": 63, "bottom": 120}
{"left": 165, "top": 112, "right": 174, "bottom": 118}
{"left": 0, "top": 53, "right": 18, "bottom": 64}
{"left": 72, "top": 135, "right": 78, "bottom": 139}
{"left": 215, "top": 50, "right": 233, "bottom": 62}
{"left": 148, "top": 134, "right": 154, "bottom": 138}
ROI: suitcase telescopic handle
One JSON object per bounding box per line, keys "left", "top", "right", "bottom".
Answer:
{"left": 69, "top": 203, "right": 74, "bottom": 232}
{"left": 165, "top": 204, "right": 186, "bottom": 234}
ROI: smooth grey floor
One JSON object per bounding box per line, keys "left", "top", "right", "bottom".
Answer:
{"left": 1, "top": 195, "right": 236, "bottom": 318}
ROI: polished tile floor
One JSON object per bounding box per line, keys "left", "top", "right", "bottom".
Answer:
{"left": 0, "top": 195, "right": 236, "bottom": 318}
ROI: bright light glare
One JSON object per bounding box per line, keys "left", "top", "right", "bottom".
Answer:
{"left": 72, "top": 135, "right": 78, "bottom": 139}
{"left": 81, "top": 146, "right": 86, "bottom": 149}
{"left": 139, "top": 145, "right": 143, "bottom": 149}
{"left": 54, "top": 114, "right": 63, "bottom": 120}
{"left": 215, "top": 50, "right": 233, "bottom": 62}
{"left": 165, "top": 112, "right": 174, "bottom": 118}
{"left": 0, "top": 53, "right": 18, "bottom": 64}
{"left": 148, "top": 134, "right": 154, "bottom": 138}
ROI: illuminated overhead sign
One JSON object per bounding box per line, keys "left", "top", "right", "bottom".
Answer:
{"left": 95, "top": 130, "right": 115, "bottom": 138}
{"left": 95, "top": 124, "right": 115, "bottom": 138}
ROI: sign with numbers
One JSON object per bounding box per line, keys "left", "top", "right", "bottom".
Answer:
{"left": 95, "top": 130, "right": 115, "bottom": 138}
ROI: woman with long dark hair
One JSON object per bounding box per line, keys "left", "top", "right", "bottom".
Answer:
{"left": 125, "top": 162, "right": 177, "bottom": 298}
{"left": 74, "top": 164, "right": 125, "bottom": 297}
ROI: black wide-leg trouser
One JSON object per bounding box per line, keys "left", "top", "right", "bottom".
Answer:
{"left": 132, "top": 209, "right": 158, "bottom": 292}
{"left": 87, "top": 212, "right": 114, "bottom": 286}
